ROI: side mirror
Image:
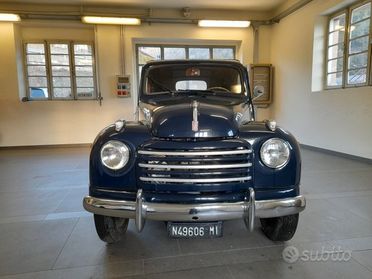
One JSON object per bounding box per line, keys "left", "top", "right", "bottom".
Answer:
{"left": 252, "top": 85, "right": 265, "bottom": 101}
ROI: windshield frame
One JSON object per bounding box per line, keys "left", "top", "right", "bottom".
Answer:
{"left": 139, "top": 60, "right": 250, "bottom": 104}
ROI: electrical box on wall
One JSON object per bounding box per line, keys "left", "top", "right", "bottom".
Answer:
{"left": 116, "top": 75, "right": 131, "bottom": 97}
{"left": 248, "top": 64, "right": 273, "bottom": 106}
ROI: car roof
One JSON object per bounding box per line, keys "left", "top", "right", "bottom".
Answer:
{"left": 144, "top": 59, "right": 244, "bottom": 67}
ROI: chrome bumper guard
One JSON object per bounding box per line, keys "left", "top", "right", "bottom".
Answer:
{"left": 83, "top": 188, "right": 306, "bottom": 232}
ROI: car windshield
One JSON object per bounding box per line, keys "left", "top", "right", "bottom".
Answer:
{"left": 143, "top": 64, "right": 245, "bottom": 96}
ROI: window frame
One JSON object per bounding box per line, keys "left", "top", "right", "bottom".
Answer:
{"left": 325, "top": 9, "right": 348, "bottom": 89}
{"left": 325, "top": 0, "right": 372, "bottom": 89}
{"left": 23, "top": 40, "right": 50, "bottom": 100}
{"left": 135, "top": 44, "right": 236, "bottom": 84}
{"left": 72, "top": 41, "right": 98, "bottom": 100}
{"left": 23, "top": 40, "right": 98, "bottom": 101}
{"left": 346, "top": 0, "right": 372, "bottom": 87}
{"left": 47, "top": 40, "right": 74, "bottom": 100}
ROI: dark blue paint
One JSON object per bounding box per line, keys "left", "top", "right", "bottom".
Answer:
{"left": 89, "top": 60, "right": 302, "bottom": 204}
{"left": 152, "top": 102, "right": 238, "bottom": 138}
{"left": 89, "top": 122, "right": 151, "bottom": 191}
{"left": 239, "top": 123, "right": 301, "bottom": 189}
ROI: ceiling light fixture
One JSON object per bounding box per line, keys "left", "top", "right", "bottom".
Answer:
{"left": 82, "top": 16, "right": 141, "bottom": 25}
{"left": 0, "top": 13, "right": 21, "bottom": 22}
{"left": 198, "top": 20, "right": 250, "bottom": 28}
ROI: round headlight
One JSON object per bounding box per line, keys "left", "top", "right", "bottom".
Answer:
{"left": 100, "top": 140, "right": 130, "bottom": 170}
{"left": 260, "top": 138, "right": 290, "bottom": 169}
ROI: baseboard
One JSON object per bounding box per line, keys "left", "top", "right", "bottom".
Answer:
{"left": 300, "top": 144, "right": 372, "bottom": 164}
{"left": 0, "top": 143, "right": 91, "bottom": 150}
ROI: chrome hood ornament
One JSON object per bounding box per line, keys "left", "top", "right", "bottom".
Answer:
{"left": 192, "top": 100, "right": 199, "bottom": 132}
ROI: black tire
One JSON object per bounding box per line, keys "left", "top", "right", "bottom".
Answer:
{"left": 260, "top": 214, "right": 299, "bottom": 241}
{"left": 94, "top": 214, "right": 129, "bottom": 244}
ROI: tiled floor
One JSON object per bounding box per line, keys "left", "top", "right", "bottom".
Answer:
{"left": 0, "top": 147, "right": 371, "bottom": 278}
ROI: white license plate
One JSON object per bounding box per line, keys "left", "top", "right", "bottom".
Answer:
{"left": 167, "top": 222, "right": 223, "bottom": 238}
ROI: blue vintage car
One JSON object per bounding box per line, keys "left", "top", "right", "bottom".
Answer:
{"left": 83, "top": 60, "right": 306, "bottom": 243}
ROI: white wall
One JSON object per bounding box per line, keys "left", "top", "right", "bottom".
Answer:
{"left": 255, "top": 25, "right": 273, "bottom": 119}
{"left": 5, "top": 0, "right": 368, "bottom": 159}
{"left": 268, "top": 0, "right": 372, "bottom": 159}
{"left": 0, "top": 23, "right": 135, "bottom": 146}
{"left": 0, "top": 21, "right": 268, "bottom": 147}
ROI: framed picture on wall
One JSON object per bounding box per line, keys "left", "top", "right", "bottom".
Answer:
{"left": 248, "top": 64, "right": 273, "bottom": 105}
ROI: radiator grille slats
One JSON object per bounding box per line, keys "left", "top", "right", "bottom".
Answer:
{"left": 137, "top": 144, "right": 253, "bottom": 187}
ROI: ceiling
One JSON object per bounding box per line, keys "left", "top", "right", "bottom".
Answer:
{"left": 0, "top": 0, "right": 288, "bottom": 11}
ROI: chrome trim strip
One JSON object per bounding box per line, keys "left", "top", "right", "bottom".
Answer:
{"left": 139, "top": 176, "right": 252, "bottom": 183}
{"left": 135, "top": 189, "right": 145, "bottom": 232}
{"left": 138, "top": 149, "right": 252, "bottom": 156}
{"left": 255, "top": 195, "right": 306, "bottom": 218}
{"left": 246, "top": 187, "right": 255, "bottom": 232}
{"left": 83, "top": 193, "right": 306, "bottom": 232}
{"left": 192, "top": 100, "right": 199, "bottom": 132}
{"left": 83, "top": 196, "right": 136, "bottom": 219}
{"left": 96, "top": 188, "right": 134, "bottom": 194}
{"left": 138, "top": 162, "right": 252, "bottom": 170}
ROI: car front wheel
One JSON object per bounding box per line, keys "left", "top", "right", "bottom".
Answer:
{"left": 94, "top": 214, "right": 129, "bottom": 244}
{"left": 260, "top": 214, "right": 299, "bottom": 241}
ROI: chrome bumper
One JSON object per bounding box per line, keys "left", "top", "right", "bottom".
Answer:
{"left": 83, "top": 188, "right": 306, "bottom": 232}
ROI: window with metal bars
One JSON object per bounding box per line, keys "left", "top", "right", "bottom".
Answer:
{"left": 24, "top": 41, "right": 97, "bottom": 100}
{"left": 326, "top": 1, "right": 372, "bottom": 88}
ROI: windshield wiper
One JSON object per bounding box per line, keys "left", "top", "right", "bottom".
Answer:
{"left": 175, "top": 89, "right": 245, "bottom": 101}
{"left": 177, "top": 90, "right": 241, "bottom": 101}
{"left": 147, "top": 76, "right": 176, "bottom": 95}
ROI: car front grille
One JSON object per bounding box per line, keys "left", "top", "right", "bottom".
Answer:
{"left": 137, "top": 141, "right": 253, "bottom": 191}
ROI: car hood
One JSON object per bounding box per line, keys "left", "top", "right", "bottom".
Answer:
{"left": 149, "top": 101, "right": 238, "bottom": 138}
